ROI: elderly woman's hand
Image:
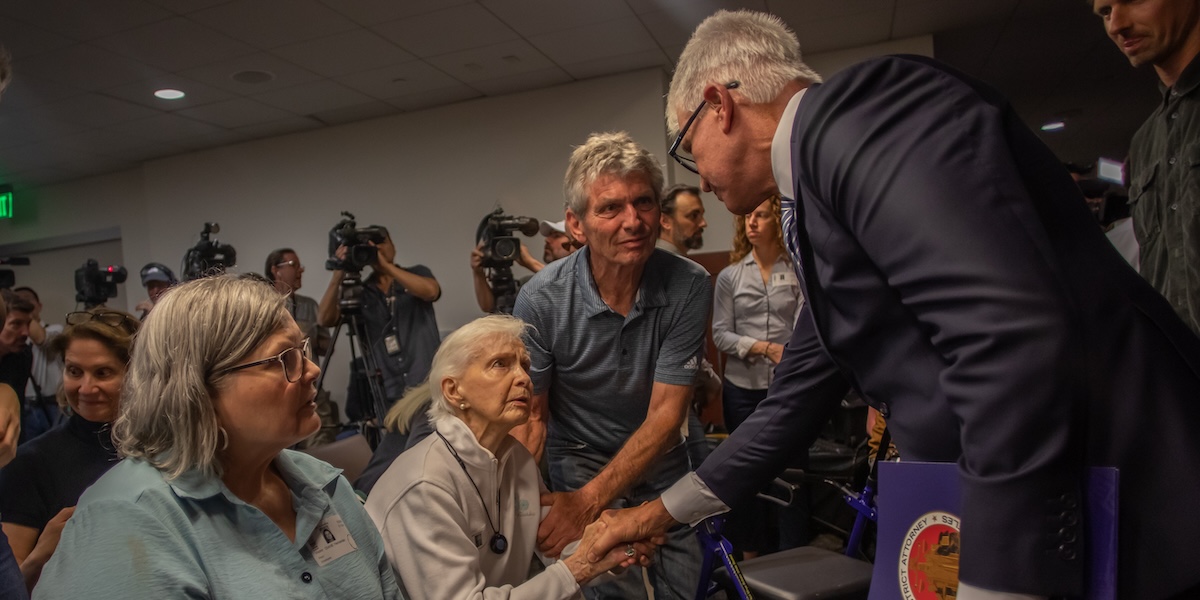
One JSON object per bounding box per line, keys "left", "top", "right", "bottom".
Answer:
{"left": 561, "top": 520, "right": 660, "bottom": 584}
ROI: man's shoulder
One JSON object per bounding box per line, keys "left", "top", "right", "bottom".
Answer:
{"left": 648, "top": 249, "right": 709, "bottom": 286}
{"left": 521, "top": 252, "right": 579, "bottom": 296}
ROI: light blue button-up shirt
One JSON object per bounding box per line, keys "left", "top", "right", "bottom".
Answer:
{"left": 34, "top": 451, "right": 404, "bottom": 600}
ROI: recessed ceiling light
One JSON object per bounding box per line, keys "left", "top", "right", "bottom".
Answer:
{"left": 1040, "top": 121, "right": 1065, "bottom": 132}
{"left": 154, "top": 89, "right": 186, "bottom": 100}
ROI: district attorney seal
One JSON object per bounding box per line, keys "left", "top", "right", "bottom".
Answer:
{"left": 898, "top": 511, "right": 960, "bottom": 600}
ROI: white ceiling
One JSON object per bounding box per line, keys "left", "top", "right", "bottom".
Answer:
{"left": 0, "top": 0, "right": 1158, "bottom": 189}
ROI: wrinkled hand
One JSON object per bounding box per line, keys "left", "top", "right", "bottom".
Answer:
{"left": 538, "top": 491, "right": 599, "bottom": 558}
{"left": 585, "top": 501, "right": 677, "bottom": 563}
{"left": 0, "top": 389, "right": 19, "bottom": 468}
{"left": 563, "top": 520, "right": 659, "bottom": 584}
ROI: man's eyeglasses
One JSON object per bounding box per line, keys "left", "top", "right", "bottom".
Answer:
{"left": 275, "top": 260, "right": 302, "bottom": 270}
{"left": 216, "top": 338, "right": 312, "bottom": 383}
{"left": 668, "top": 81, "right": 740, "bottom": 175}
{"left": 65, "top": 311, "right": 138, "bottom": 334}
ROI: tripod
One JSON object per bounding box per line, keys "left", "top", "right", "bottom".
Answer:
{"left": 487, "top": 265, "right": 519, "bottom": 315}
{"left": 316, "top": 269, "right": 391, "bottom": 448}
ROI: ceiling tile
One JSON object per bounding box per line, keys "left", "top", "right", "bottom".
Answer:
{"left": 251, "top": 80, "right": 377, "bottom": 115}
{"left": 271, "top": 30, "right": 414, "bottom": 77}
{"left": 767, "top": 0, "right": 895, "bottom": 23}
{"left": 529, "top": 17, "right": 658, "bottom": 65}
{"left": 426, "top": 40, "right": 556, "bottom": 83}
{"left": 177, "top": 97, "right": 297, "bottom": 128}
{"left": 480, "top": 0, "right": 634, "bottom": 37}
{"left": 385, "top": 84, "right": 482, "bottom": 111}
{"left": 92, "top": 17, "right": 257, "bottom": 72}
{"left": 106, "top": 113, "right": 230, "bottom": 145}
{"left": 37, "top": 94, "right": 162, "bottom": 128}
{"left": 625, "top": 0, "right": 766, "bottom": 16}
{"left": 0, "top": 0, "right": 173, "bottom": 41}
{"left": 336, "top": 61, "right": 463, "bottom": 99}
{"left": 309, "top": 100, "right": 398, "bottom": 125}
{"left": 101, "top": 74, "right": 236, "bottom": 111}
{"left": 791, "top": 9, "right": 894, "bottom": 54}
{"left": 233, "top": 116, "right": 324, "bottom": 139}
{"left": 372, "top": 4, "right": 519, "bottom": 58}
{"left": 54, "top": 128, "right": 165, "bottom": 158}
{"left": 560, "top": 49, "right": 671, "bottom": 80}
{"left": 188, "top": 0, "right": 360, "bottom": 48}
{"left": 179, "top": 53, "right": 323, "bottom": 94}
{"left": 146, "top": 0, "right": 239, "bottom": 14}
{"left": 316, "top": 0, "right": 475, "bottom": 26}
{"left": 893, "top": 0, "right": 1018, "bottom": 38}
{"left": 0, "top": 109, "right": 73, "bottom": 149}
{"left": 16, "top": 45, "right": 167, "bottom": 91}
{"left": 470, "top": 66, "right": 572, "bottom": 96}
{"left": 0, "top": 16, "right": 76, "bottom": 58}
{"left": 3, "top": 167, "right": 74, "bottom": 189}
{"left": 0, "top": 73, "right": 84, "bottom": 111}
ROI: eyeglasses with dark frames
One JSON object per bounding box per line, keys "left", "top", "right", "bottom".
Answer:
{"left": 668, "top": 81, "right": 740, "bottom": 175}
{"left": 216, "top": 338, "right": 312, "bottom": 383}
{"left": 65, "top": 311, "right": 138, "bottom": 334}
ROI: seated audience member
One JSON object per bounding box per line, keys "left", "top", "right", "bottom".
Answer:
{"left": 34, "top": 275, "right": 402, "bottom": 599}
{"left": 366, "top": 315, "right": 651, "bottom": 600}
{"left": 354, "top": 381, "right": 432, "bottom": 495}
{"left": 0, "top": 309, "right": 136, "bottom": 563}
{"left": 133, "top": 263, "right": 176, "bottom": 319}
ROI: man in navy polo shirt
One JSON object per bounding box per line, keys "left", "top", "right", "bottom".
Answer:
{"left": 513, "top": 132, "right": 711, "bottom": 599}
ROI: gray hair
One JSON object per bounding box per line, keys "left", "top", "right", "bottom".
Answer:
{"left": 426, "top": 314, "right": 529, "bottom": 426}
{"left": 563, "top": 131, "right": 664, "bottom": 217}
{"left": 667, "top": 10, "right": 822, "bottom": 134}
{"left": 113, "top": 273, "right": 289, "bottom": 480}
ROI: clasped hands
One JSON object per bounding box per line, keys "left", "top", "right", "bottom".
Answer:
{"left": 538, "top": 490, "right": 672, "bottom": 581}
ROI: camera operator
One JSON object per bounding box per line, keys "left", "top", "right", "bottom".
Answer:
{"left": 133, "top": 263, "right": 176, "bottom": 319}
{"left": 471, "top": 219, "right": 575, "bottom": 314}
{"left": 317, "top": 228, "right": 441, "bottom": 418}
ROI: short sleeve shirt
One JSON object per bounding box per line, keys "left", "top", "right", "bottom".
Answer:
{"left": 361, "top": 265, "right": 441, "bottom": 402}
{"left": 513, "top": 247, "right": 712, "bottom": 455}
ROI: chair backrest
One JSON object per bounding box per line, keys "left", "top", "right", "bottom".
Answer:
{"left": 301, "top": 434, "right": 373, "bottom": 483}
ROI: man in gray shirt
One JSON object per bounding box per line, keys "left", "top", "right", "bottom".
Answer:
{"left": 513, "top": 132, "right": 711, "bottom": 599}
{"left": 1093, "top": 0, "right": 1200, "bottom": 333}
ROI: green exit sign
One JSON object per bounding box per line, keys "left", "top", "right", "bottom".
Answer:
{"left": 0, "top": 186, "right": 11, "bottom": 219}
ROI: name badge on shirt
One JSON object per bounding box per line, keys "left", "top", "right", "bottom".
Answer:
{"left": 383, "top": 334, "right": 402, "bottom": 357}
{"left": 772, "top": 271, "right": 799, "bottom": 287}
{"left": 306, "top": 514, "right": 358, "bottom": 567}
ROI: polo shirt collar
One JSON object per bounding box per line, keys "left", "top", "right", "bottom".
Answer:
{"left": 168, "top": 450, "right": 341, "bottom": 502}
{"left": 573, "top": 246, "right": 668, "bottom": 318}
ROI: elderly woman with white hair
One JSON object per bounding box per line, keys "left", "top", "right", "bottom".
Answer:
{"left": 34, "top": 274, "right": 403, "bottom": 599}
{"left": 365, "top": 315, "right": 651, "bottom": 600}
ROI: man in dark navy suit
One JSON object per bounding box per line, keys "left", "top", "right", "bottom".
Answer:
{"left": 586, "top": 10, "right": 1200, "bottom": 600}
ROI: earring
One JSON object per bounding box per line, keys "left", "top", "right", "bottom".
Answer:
{"left": 459, "top": 403, "right": 468, "bottom": 410}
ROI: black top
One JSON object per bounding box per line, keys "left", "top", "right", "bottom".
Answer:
{"left": 0, "top": 413, "right": 119, "bottom": 531}
{"left": 0, "top": 348, "right": 31, "bottom": 406}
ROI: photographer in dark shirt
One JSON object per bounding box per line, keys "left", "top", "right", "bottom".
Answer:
{"left": 317, "top": 227, "right": 441, "bottom": 422}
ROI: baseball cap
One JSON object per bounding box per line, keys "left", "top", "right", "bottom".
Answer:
{"left": 140, "top": 263, "right": 177, "bottom": 286}
{"left": 539, "top": 220, "right": 566, "bottom": 236}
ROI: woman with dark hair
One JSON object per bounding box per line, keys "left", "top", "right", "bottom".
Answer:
{"left": 34, "top": 275, "right": 402, "bottom": 599}
{"left": 0, "top": 308, "right": 138, "bottom": 571}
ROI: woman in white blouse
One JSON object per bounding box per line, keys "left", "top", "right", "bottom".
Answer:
{"left": 711, "top": 195, "right": 804, "bottom": 556}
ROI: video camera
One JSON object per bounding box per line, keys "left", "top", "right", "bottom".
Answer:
{"left": 0, "top": 257, "right": 30, "bottom": 289}
{"left": 325, "top": 211, "right": 389, "bottom": 273}
{"left": 182, "top": 222, "right": 237, "bottom": 281}
{"left": 75, "top": 259, "right": 127, "bottom": 307}
{"left": 475, "top": 208, "right": 540, "bottom": 270}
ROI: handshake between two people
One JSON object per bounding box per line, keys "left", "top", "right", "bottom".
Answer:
{"left": 538, "top": 491, "right": 678, "bottom": 584}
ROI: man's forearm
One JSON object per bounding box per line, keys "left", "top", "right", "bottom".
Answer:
{"left": 581, "top": 405, "right": 686, "bottom": 509}
{"left": 317, "top": 273, "right": 343, "bottom": 327}
{"left": 472, "top": 270, "right": 495, "bottom": 313}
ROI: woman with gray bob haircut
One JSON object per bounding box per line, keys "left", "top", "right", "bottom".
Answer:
{"left": 35, "top": 274, "right": 404, "bottom": 600}
{"left": 366, "top": 314, "right": 653, "bottom": 600}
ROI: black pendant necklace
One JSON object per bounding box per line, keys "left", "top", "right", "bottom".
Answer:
{"left": 436, "top": 431, "right": 508, "bottom": 554}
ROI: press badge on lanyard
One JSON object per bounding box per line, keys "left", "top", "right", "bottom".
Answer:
{"left": 306, "top": 514, "right": 358, "bottom": 566}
